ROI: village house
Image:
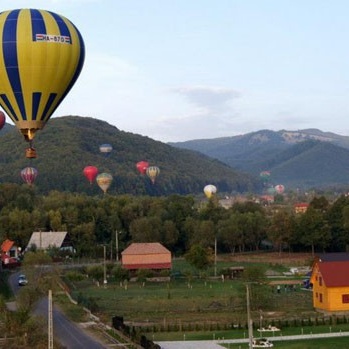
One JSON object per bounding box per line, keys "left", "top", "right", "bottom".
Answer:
{"left": 121, "top": 242, "right": 172, "bottom": 272}
{"left": 1, "top": 239, "right": 21, "bottom": 268}
{"left": 294, "top": 202, "right": 309, "bottom": 214}
{"left": 25, "top": 231, "right": 73, "bottom": 253}
{"left": 310, "top": 253, "right": 349, "bottom": 313}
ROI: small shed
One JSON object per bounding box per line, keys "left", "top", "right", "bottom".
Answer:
{"left": 25, "top": 231, "right": 72, "bottom": 252}
{"left": 121, "top": 242, "right": 172, "bottom": 271}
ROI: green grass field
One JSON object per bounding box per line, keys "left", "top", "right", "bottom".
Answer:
{"left": 60, "top": 254, "right": 349, "bottom": 346}
{"left": 65, "top": 257, "right": 314, "bottom": 328}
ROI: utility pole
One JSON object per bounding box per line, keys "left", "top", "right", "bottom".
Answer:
{"left": 116, "top": 230, "right": 119, "bottom": 262}
{"left": 103, "top": 245, "right": 107, "bottom": 286}
{"left": 246, "top": 283, "right": 253, "bottom": 349}
{"left": 214, "top": 236, "right": 217, "bottom": 277}
{"left": 48, "top": 289, "right": 53, "bottom": 349}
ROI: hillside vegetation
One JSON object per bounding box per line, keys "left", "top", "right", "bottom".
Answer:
{"left": 170, "top": 129, "right": 349, "bottom": 189}
{"left": 0, "top": 116, "right": 258, "bottom": 195}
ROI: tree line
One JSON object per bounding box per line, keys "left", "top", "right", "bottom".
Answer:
{"left": 1, "top": 183, "right": 349, "bottom": 259}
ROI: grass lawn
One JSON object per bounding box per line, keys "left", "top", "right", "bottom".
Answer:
{"left": 65, "top": 254, "right": 315, "bottom": 328}
{"left": 62, "top": 252, "right": 338, "bottom": 343}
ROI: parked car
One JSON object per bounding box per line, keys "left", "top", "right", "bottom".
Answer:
{"left": 252, "top": 338, "right": 274, "bottom": 348}
{"left": 18, "top": 274, "right": 28, "bottom": 286}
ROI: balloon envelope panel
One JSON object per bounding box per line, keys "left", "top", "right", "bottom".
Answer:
{"left": 96, "top": 173, "right": 113, "bottom": 193}
{"left": 0, "top": 9, "right": 85, "bottom": 140}
{"left": 21, "top": 166, "right": 38, "bottom": 185}
{"left": 146, "top": 166, "right": 160, "bottom": 183}
{"left": 204, "top": 184, "right": 217, "bottom": 198}
{"left": 83, "top": 166, "right": 98, "bottom": 184}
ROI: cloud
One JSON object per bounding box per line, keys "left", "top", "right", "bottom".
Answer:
{"left": 171, "top": 85, "right": 240, "bottom": 115}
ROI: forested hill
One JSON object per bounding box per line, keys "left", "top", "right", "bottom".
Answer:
{"left": 170, "top": 129, "right": 349, "bottom": 189}
{"left": 0, "top": 116, "right": 258, "bottom": 195}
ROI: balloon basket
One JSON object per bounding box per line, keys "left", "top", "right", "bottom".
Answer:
{"left": 25, "top": 147, "right": 37, "bottom": 159}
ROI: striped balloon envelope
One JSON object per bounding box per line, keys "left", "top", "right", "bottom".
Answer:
{"left": 21, "top": 166, "right": 38, "bottom": 185}
{"left": 146, "top": 166, "right": 160, "bottom": 184}
{"left": 0, "top": 9, "right": 85, "bottom": 143}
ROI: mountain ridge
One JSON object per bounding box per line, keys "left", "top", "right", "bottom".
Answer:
{"left": 169, "top": 129, "right": 349, "bottom": 190}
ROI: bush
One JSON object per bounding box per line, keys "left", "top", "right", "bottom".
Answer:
{"left": 112, "top": 265, "right": 129, "bottom": 281}
{"left": 136, "top": 269, "right": 154, "bottom": 281}
{"left": 65, "top": 270, "right": 85, "bottom": 282}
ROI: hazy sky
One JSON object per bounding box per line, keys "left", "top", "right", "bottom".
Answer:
{"left": 3, "top": 0, "right": 349, "bottom": 142}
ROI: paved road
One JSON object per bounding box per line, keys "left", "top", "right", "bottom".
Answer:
{"left": 35, "top": 297, "right": 107, "bottom": 349}
{"left": 9, "top": 271, "right": 108, "bottom": 349}
{"left": 156, "top": 331, "right": 349, "bottom": 348}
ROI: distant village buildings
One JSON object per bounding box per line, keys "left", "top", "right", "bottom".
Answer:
{"left": 294, "top": 202, "right": 309, "bottom": 214}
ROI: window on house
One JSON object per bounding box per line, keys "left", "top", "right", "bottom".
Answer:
{"left": 342, "top": 294, "right": 349, "bottom": 303}
{"left": 319, "top": 293, "right": 323, "bottom": 303}
{"left": 319, "top": 277, "right": 322, "bottom": 286}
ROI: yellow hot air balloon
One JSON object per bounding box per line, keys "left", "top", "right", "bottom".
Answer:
{"left": 96, "top": 173, "right": 113, "bottom": 194}
{"left": 0, "top": 9, "right": 85, "bottom": 158}
{"left": 146, "top": 166, "right": 160, "bottom": 184}
{"left": 204, "top": 184, "right": 217, "bottom": 199}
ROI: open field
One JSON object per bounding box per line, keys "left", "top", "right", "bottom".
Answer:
{"left": 64, "top": 252, "right": 316, "bottom": 328}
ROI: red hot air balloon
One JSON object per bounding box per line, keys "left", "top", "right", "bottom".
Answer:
{"left": 83, "top": 166, "right": 98, "bottom": 184}
{"left": 136, "top": 161, "right": 149, "bottom": 175}
{"left": 0, "top": 111, "right": 5, "bottom": 130}
{"left": 21, "top": 167, "right": 38, "bottom": 185}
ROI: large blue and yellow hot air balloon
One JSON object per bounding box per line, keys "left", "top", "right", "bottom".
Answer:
{"left": 0, "top": 9, "right": 85, "bottom": 158}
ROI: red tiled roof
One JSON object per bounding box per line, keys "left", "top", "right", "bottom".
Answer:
{"left": 1, "top": 239, "right": 14, "bottom": 253}
{"left": 294, "top": 203, "right": 309, "bottom": 207}
{"left": 123, "top": 262, "right": 172, "bottom": 270}
{"left": 318, "top": 261, "right": 349, "bottom": 287}
{"left": 122, "top": 243, "right": 170, "bottom": 255}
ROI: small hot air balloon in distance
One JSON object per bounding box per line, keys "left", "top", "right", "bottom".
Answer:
{"left": 0, "top": 9, "right": 85, "bottom": 158}
{"left": 260, "top": 171, "right": 271, "bottom": 181}
{"left": 136, "top": 161, "right": 149, "bottom": 175}
{"left": 275, "top": 184, "right": 285, "bottom": 194}
{"left": 204, "top": 184, "right": 217, "bottom": 199}
{"left": 99, "top": 144, "right": 113, "bottom": 156}
{"left": 96, "top": 173, "right": 113, "bottom": 194}
{"left": 146, "top": 166, "right": 160, "bottom": 184}
{"left": 21, "top": 167, "right": 38, "bottom": 185}
{"left": 83, "top": 166, "right": 98, "bottom": 184}
{"left": 0, "top": 111, "right": 5, "bottom": 130}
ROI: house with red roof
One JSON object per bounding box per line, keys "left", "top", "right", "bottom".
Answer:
{"left": 1, "top": 239, "right": 21, "bottom": 268}
{"left": 310, "top": 253, "right": 349, "bottom": 313}
{"left": 121, "top": 242, "right": 172, "bottom": 271}
{"left": 294, "top": 203, "right": 309, "bottom": 214}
